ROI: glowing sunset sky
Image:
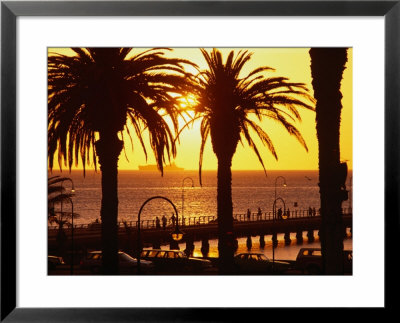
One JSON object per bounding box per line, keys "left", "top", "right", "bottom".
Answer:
{"left": 48, "top": 47, "right": 352, "bottom": 171}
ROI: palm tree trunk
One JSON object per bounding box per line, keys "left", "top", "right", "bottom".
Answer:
{"left": 310, "top": 48, "right": 348, "bottom": 274}
{"left": 216, "top": 155, "right": 235, "bottom": 274}
{"left": 95, "top": 131, "right": 123, "bottom": 275}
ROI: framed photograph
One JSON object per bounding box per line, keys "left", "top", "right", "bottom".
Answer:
{"left": 2, "top": 0, "right": 398, "bottom": 320}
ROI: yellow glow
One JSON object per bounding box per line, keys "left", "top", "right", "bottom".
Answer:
{"left": 48, "top": 47, "right": 352, "bottom": 171}
{"left": 178, "top": 95, "right": 197, "bottom": 110}
{"left": 171, "top": 232, "right": 184, "bottom": 242}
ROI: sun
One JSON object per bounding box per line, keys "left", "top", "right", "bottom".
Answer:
{"left": 178, "top": 95, "right": 198, "bottom": 110}
{"left": 176, "top": 95, "right": 199, "bottom": 130}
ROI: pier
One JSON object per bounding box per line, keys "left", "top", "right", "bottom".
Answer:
{"left": 49, "top": 208, "right": 352, "bottom": 254}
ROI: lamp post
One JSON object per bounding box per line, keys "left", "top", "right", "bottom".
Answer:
{"left": 272, "top": 176, "right": 286, "bottom": 266}
{"left": 136, "top": 196, "right": 182, "bottom": 274}
{"left": 60, "top": 178, "right": 75, "bottom": 274}
{"left": 272, "top": 197, "right": 286, "bottom": 272}
{"left": 181, "top": 177, "right": 194, "bottom": 226}
{"left": 63, "top": 196, "right": 74, "bottom": 275}
{"left": 60, "top": 178, "right": 75, "bottom": 216}
{"left": 274, "top": 176, "right": 287, "bottom": 202}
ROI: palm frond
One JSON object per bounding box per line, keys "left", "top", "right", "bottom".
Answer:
{"left": 194, "top": 48, "right": 314, "bottom": 173}
{"left": 48, "top": 47, "right": 197, "bottom": 174}
{"left": 198, "top": 117, "right": 211, "bottom": 186}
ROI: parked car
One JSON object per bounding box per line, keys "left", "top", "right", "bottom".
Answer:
{"left": 80, "top": 251, "right": 154, "bottom": 274}
{"left": 295, "top": 248, "right": 352, "bottom": 274}
{"left": 140, "top": 249, "right": 213, "bottom": 273}
{"left": 234, "top": 253, "right": 292, "bottom": 274}
{"left": 48, "top": 255, "right": 65, "bottom": 271}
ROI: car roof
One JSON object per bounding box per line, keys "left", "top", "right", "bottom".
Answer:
{"left": 88, "top": 251, "right": 124, "bottom": 254}
{"left": 298, "top": 248, "right": 352, "bottom": 252}
{"left": 237, "top": 253, "right": 264, "bottom": 256}
{"left": 142, "top": 249, "right": 182, "bottom": 252}
{"left": 299, "top": 248, "right": 321, "bottom": 251}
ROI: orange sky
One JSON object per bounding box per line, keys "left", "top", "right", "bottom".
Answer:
{"left": 48, "top": 47, "right": 352, "bottom": 171}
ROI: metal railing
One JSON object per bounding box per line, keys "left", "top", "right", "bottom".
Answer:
{"left": 48, "top": 207, "right": 352, "bottom": 231}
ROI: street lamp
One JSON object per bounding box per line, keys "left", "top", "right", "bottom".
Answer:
{"left": 136, "top": 196, "right": 181, "bottom": 274}
{"left": 60, "top": 178, "right": 75, "bottom": 216}
{"left": 63, "top": 196, "right": 74, "bottom": 275}
{"left": 181, "top": 177, "right": 194, "bottom": 226}
{"left": 171, "top": 220, "right": 184, "bottom": 241}
{"left": 272, "top": 176, "right": 286, "bottom": 265}
{"left": 272, "top": 197, "right": 286, "bottom": 272}
{"left": 274, "top": 176, "right": 287, "bottom": 202}
{"left": 60, "top": 178, "right": 75, "bottom": 274}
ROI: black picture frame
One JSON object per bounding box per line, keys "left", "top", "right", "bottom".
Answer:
{"left": 1, "top": 0, "right": 398, "bottom": 321}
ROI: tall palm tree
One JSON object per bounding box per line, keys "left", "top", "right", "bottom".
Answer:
{"left": 48, "top": 48, "right": 195, "bottom": 274}
{"left": 193, "top": 49, "right": 314, "bottom": 273}
{"left": 309, "top": 48, "right": 349, "bottom": 274}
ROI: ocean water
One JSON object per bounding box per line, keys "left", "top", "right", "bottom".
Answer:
{"left": 49, "top": 169, "right": 352, "bottom": 223}
{"left": 49, "top": 169, "right": 353, "bottom": 259}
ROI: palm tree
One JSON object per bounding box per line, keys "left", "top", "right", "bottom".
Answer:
{"left": 48, "top": 48, "right": 195, "bottom": 274}
{"left": 192, "top": 49, "right": 314, "bottom": 273}
{"left": 309, "top": 48, "right": 349, "bottom": 274}
{"left": 48, "top": 176, "right": 76, "bottom": 255}
{"left": 48, "top": 176, "right": 74, "bottom": 218}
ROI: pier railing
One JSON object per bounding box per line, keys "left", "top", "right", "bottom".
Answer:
{"left": 48, "top": 207, "right": 352, "bottom": 231}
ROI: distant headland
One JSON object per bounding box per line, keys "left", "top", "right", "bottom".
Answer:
{"left": 138, "top": 163, "right": 184, "bottom": 171}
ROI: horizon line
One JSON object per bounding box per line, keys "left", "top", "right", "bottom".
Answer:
{"left": 49, "top": 168, "right": 353, "bottom": 172}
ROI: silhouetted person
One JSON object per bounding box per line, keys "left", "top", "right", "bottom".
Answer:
{"left": 247, "top": 208, "right": 251, "bottom": 221}
{"left": 286, "top": 208, "right": 290, "bottom": 218}
{"left": 162, "top": 215, "right": 167, "bottom": 230}
{"left": 171, "top": 214, "right": 176, "bottom": 226}
{"left": 308, "top": 206, "right": 312, "bottom": 217}
{"left": 277, "top": 208, "right": 283, "bottom": 220}
{"left": 155, "top": 216, "right": 161, "bottom": 229}
{"left": 257, "top": 207, "right": 262, "bottom": 220}
{"left": 312, "top": 207, "right": 316, "bottom": 216}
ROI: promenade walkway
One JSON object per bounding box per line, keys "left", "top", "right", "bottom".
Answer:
{"left": 49, "top": 207, "right": 352, "bottom": 231}
{"left": 48, "top": 208, "right": 352, "bottom": 251}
